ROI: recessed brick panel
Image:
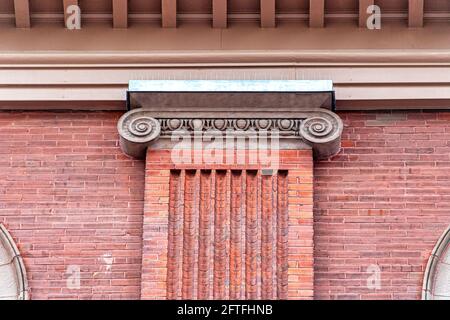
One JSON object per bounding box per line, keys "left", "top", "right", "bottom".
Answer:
{"left": 142, "top": 149, "right": 314, "bottom": 300}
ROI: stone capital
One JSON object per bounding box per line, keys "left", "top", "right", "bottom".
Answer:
{"left": 117, "top": 107, "right": 343, "bottom": 160}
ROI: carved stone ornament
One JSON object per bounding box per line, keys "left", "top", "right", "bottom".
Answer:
{"left": 118, "top": 108, "right": 343, "bottom": 160}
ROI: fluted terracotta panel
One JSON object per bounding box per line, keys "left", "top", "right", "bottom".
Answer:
{"left": 182, "top": 170, "right": 197, "bottom": 299}
{"left": 261, "top": 175, "right": 274, "bottom": 299}
{"left": 245, "top": 170, "right": 259, "bottom": 299}
{"left": 166, "top": 169, "right": 289, "bottom": 300}
{"left": 230, "top": 171, "right": 243, "bottom": 299}
{"left": 277, "top": 171, "right": 289, "bottom": 299}
{"left": 214, "top": 170, "right": 228, "bottom": 299}
{"left": 166, "top": 170, "right": 182, "bottom": 299}
{"left": 198, "top": 170, "right": 212, "bottom": 299}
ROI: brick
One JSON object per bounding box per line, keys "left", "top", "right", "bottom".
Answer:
{"left": 0, "top": 111, "right": 144, "bottom": 300}
{"left": 314, "top": 111, "right": 450, "bottom": 300}
{"left": 3, "top": 109, "right": 446, "bottom": 301}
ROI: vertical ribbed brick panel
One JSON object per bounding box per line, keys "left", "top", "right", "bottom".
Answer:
{"left": 213, "top": 170, "right": 229, "bottom": 299}
{"left": 142, "top": 149, "right": 314, "bottom": 300}
{"left": 245, "top": 171, "right": 259, "bottom": 299}
{"left": 182, "top": 170, "right": 197, "bottom": 299}
{"left": 198, "top": 171, "right": 212, "bottom": 299}
{"left": 230, "top": 171, "right": 243, "bottom": 299}
{"left": 277, "top": 171, "right": 289, "bottom": 299}
{"left": 160, "top": 169, "right": 296, "bottom": 299}
{"left": 167, "top": 170, "right": 182, "bottom": 299}
{"left": 261, "top": 174, "right": 274, "bottom": 299}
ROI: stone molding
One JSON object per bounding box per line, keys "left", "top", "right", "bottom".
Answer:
{"left": 117, "top": 107, "right": 343, "bottom": 160}
{"left": 2, "top": 51, "right": 450, "bottom": 111}
{"left": 0, "top": 224, "right": 29, "bottom": 300}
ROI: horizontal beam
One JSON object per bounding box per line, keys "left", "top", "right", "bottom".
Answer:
{"left": 309, "top": 0, "right": 325, "bottom": 28}
{"left": 409, "top": 0, "right": 424, "bottom": 28}
{"left": 113, "top": 0, "right": 128, "bottom": 28}
{"left": 13, "top": 0, "right": 30, "bottom": 28}
{"left": 1, "top": 51, "right": 450, "bottom": 65}
{"left": 162, "top": 0, "right": 177, "bottom": 28}
{"left": 3, "top": 98, "right": 450, "bottom": 112}
{"left": 3, "top": 66, "right": 450, "bottom": 85}
{"left": 1, "top": 22, "right": 448, "bottom": 53}
{"left": 212, "top": 0, "right": 227, "bottom": 28}
{"left": 260, "top": 0, "right": 275, "bottom": 28}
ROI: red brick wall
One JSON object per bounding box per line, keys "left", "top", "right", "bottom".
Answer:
{"left": 0, "top": 111, "right": 145, "bottom": 299}
{"left": 314, "top": 111, "right": 450, "bottom": 300}
{"left": 1, "top": 110, "right": 449, "bottom": 300}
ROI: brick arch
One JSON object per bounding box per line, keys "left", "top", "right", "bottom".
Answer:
{"left": 0, "top": 224, "right": 29, "bottom": 300}
{"left": 423, "top": 225, "right": 450, "bottom": 300}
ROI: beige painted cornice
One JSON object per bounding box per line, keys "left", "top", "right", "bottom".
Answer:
{"left": 0, "top": 49, "right": 449, "bottom": 111}
{"left": 1, "top": 50, "right": 450, "bottom": 66}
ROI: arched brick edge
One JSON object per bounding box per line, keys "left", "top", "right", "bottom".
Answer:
{"left": 422, "top": 225, "right": 450, "bottom": 300}
{"left": 0, "top": 224, "right": 29, "bottom": 300}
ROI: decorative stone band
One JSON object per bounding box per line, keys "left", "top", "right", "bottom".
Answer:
{"left": 117, "top": 108, "right": 343, "bottom": 160}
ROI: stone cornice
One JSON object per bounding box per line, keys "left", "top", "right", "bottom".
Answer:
{"left": 117, "top": 108, "right": 343, "bottom": 160}
{"left": 1, "top": 51, "right": 450, "bottom": 111}
{"left": 1, "top": 9, "right": 449, "bottom": 111}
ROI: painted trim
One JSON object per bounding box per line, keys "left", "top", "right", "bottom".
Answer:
{"left": 0, "top": 51, "right": 449, "bottom": 111}
{"left": 1, "top": 51, "right": 450, "bottom": 66}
